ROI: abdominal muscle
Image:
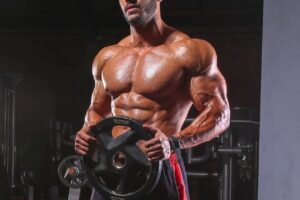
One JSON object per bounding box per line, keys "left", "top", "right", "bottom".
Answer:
{"left": 110, "top": 92, "right": 192, "bottom": 137}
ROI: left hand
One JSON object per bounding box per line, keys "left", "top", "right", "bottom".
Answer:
{"left": 137, "top": 125, "right": 171, "bottom": 162}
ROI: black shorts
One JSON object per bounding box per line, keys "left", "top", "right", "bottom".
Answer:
{"left": 144, "top": 149, "right": 190, "bottom": 200}
{"left": 90, "top": 150, "right": 190, "bottom": 200}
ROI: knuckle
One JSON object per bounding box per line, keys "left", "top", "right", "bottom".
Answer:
{"left": 79, "top": 130, "right": 87, "bottom": 135}
{"left": 77, "top": 130, "right": 84, "bottom": 135}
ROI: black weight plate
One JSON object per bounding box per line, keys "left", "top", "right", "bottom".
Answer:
{"left": 83, "top": 116, "right": 162, "bottom": 200}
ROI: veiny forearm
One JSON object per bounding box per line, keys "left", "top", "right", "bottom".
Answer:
{"left": 84, "top": 107, "right": 106, "bottom": 127}
{"left": 176, "top": 102, "right": 230, "bottom": 149}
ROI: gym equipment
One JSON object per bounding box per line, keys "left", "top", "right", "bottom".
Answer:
{"left": 57, "top": 155, "right": 88, "bottom": 188}
{"left": 60, "top": 109, "right": 259, "bottom": 200}
{"left": 185, "top": 107, "right": 259, "bottom": 200}
{"left": 20, "top": 170, "right": 37, "bottom": 200}
{"left": 0, "top": 74, "right": 22, "bottom": 199}
{"left": 83, "top": 116, "right": 162, "bottom": 200}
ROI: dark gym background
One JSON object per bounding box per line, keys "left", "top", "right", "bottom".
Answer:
{"left": 0, "top": 0, "right": 263, "bottom": 200}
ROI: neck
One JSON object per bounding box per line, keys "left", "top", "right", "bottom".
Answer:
{"left": 130, "top": 14, "right": 167, "bottom": 48}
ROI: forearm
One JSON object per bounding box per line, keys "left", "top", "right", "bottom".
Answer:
{"left": 175, "top": 104, "right": 230, "bottom": 149}
{"left": 83, "top": 106, "right": 110, "bottom": 128}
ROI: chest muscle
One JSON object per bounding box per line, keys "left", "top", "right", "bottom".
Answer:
{"left": 102, "top": 48, "right": 185, "bottom": 98}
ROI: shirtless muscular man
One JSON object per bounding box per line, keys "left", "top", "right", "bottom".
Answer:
{"left": 75, "top": 0, "right": 230, "bottom": 199}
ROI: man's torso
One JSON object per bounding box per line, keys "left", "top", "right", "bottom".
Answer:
{"left": 98, "top": 32, "right": 202, "bottom": 136}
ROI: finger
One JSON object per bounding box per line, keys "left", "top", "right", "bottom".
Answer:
{"left": 144, "top": 138, "right": 161, "bottom": 148}
{"left": 136, "top": 140, "right": 146, "bottom": 148}
{"left": 75, "top": 143, "right": 96, "bottom": 156}
{"left": 136, "top": 140, "right": 146, "bottom": 146}
{"left": 75, "top": 137, "right": 89, "bottom": 147}
{"left": 75, "top": 144, "right": 89, "bottom": 152}
{"left": 79, "top": 126, "right": 94, "bottom": 137}
{"left": 75, "top": 149, "right": 88, "bottom": 156}
{"left": 148, "top": 150, "right": 163, "bottom": 159}
{"left": 150, "top": 151, "right": 170, "bottom": 161}
{"left": 78, "top": 126, "right": 95, "bottom": 137}
{"left": 78, "top": 132, "right": 97, "bottom": 143}
{"left": 157, "top": 133, "right": 168, "bottom": 141}
{"left": 149, "top": 155, "right": 164, "bottom": 162}
{"left": 147, "top": 143, "right": 163, "bottom": 152}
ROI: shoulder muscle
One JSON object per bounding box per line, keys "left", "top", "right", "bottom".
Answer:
{"left": 171, "top": 38, "right": 217, "bottom": 75}
{"left": 92, "top": 45, "right": 121, "bottom": 80}
{"left": 189, "top": 39, "right": 218, "bottom": 75}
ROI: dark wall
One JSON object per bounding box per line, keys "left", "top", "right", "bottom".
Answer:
{"left": 0, "top": 33, "right": 97, "bottom": 185}
{"left": 259, "top": 0, "right": 300, "bottom": 200}
{"left": 197, "top": 33, "right": 261, "bottom": 107}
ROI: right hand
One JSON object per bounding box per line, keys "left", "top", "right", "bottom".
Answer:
{"left": 136, "top": 125, "right": 171, "bottom": 162}
{"left": 74, "top": 126, "right": 98, "bottom": 156}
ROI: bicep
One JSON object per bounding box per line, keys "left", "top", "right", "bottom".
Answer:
{"left": 89, "top": 46, "right": 117, "bottom": 117}
{"left": 189, "top": 68, "right": 229, "bottom": 113}
{"left": 90, "top": 80, "right": 112, "bottom": 117}
{"left": 188, "top": 39, "right": 228, "bottom": 111}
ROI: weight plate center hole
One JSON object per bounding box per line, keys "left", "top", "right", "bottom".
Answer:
{"left": 67, "top": 167, "right": 79, "bottom": 176}
{"left": 112, "top": 151, "right": 127, "bottom": 170}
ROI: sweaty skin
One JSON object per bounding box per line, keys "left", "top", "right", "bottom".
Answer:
{"left": 75, "top": 0, "right": 230, "bottom": 161}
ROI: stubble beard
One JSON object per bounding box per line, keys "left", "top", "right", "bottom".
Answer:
{"left": 123, "top": 1, "right": 157, "bottom": 26}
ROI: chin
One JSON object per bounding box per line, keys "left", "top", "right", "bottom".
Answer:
{"left": 127, "top": 16, "right": 145, "bottom": 26}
